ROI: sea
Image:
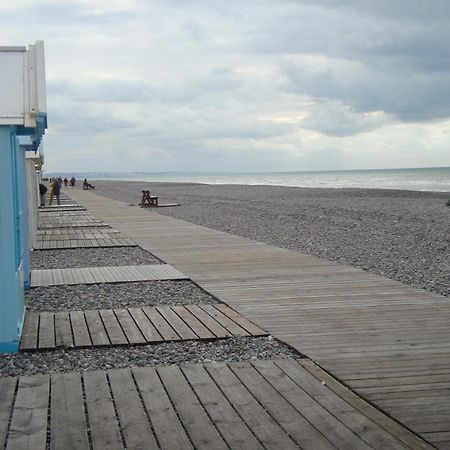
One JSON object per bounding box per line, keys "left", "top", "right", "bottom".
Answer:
{"left": 51, "top": 167, "right": 450, "bottom": 192}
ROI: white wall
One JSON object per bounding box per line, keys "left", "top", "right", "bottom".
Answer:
{"left": 25, "top": 156, "right": 40, "bottom": 249}
{"left": 0, "top": 42, "right": 47, "bottom": 127}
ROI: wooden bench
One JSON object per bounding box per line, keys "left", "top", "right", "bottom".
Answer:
{"left": 140, "top": 190, "right": 158, "bottom": 207}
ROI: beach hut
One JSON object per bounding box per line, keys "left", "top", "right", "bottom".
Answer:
{"left": 0, "top": 41, "right": 47, "bottom": 352}
{"left": 25, "top": 144, "right": 44, "bottom": 249}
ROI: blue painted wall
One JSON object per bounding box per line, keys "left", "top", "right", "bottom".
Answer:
{"left": 0, "top": 126, "right": 25, "bottom": 352}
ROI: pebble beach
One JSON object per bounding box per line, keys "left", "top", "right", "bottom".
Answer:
{"left": 89, "top": 180, "right": 450, "bottom": 297}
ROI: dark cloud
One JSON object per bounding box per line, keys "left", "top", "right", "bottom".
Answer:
{"left": 243, "top": 1, "right": 450, "bottom": 122}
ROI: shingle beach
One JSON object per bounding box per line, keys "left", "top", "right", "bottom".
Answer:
{"left": 88, "top": 180, "right": 450, "bottom": 297}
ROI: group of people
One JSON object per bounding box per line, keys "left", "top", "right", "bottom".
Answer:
{"left": 39, "top": 176, "right": 78, "bottom": 206}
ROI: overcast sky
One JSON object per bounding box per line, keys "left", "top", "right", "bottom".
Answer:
{"left": 1, "top": 0, "right": 450, "bottom": 172}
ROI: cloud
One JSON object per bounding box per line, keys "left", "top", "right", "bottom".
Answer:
{"left": 1, "top": 0, "right": 449, "bottom": 171}
{"left": 280, "top": 55, "right": 450, "bottom": 122}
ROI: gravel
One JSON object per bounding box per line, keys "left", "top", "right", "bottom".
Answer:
{"left": 89, "top": 180, "right": 450, "bottom": 297}
{"left": 0, "top": 336, "right": 301, "bottom": 377}
{"left": 26, "top": 280, "right": 218, "bottom": 311}
{"left": 30, "top": 246, "right": 162, "bottom": 269}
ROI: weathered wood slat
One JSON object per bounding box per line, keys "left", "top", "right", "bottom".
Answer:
{"left": 181, "top": 364, "right": 264, "bottom": 450}
{"left": 132, "top": 366, "right": 193, "bottom": 450}
{"left": 84, "top": 310, "right": 110, "bottom": 346}
{"left": 128, "top": 308, "right": 163, "bottom": 343}
{"left": 171, "top": 305, "right": 216, "bottom": 339}
{"left": 108, "top": 368, "right": 158, "bottom": 449}
{"left": 38, "top": 312, "right": 55, "bottom": 350}
{"left": 69, "top": 311, "right": 91, "bottom": 348}
{"left": 50, "top": 372, "right": 89, "bottom": 450}
{"left": 99, "top": 309, "right": 128, "bottom": 345}
{"left": 205, "top": 362, "right": 299, "bottom": 449}
{"left": 157, "top": 365, "right": 228, "bottom": 450}
{"left": 215, "top": 304, "right": 267, "bottom": 336}
{"left": 294, "top": 359, "right": 432, "bottom": 450}
{"left": 200, "top": 304, "right": 249, "bottom": 336}
{"left": 142, "top": 307, "right": 181, "bottom": 341}
{"left": 114, "top": 309, "right": 146, "bottom": 344}
{"left": 186, "top": 305, "right": 231, "bottom": 338}
{"left": 0, "top": 377, "right": 17, "bottom": 447}
{"left": 156, "top": 306, "right": 198, "bottom": 340}
{"left": 83, "top": 371, "right": 123, "bottom": 450}
{"left": 237, "top": 361, "right": 368, "bottom": 449}
{"left": 20, "top": 311, "right": 40, "bottom": 351}
{"left": 6, "top": 375, "right": 49, "bottom": 450}
{"left": 54, "top": 311, "right": 74, "bottom": 349}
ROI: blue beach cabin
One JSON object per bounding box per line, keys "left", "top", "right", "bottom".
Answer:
{"left": 0, "top": 42, "right": 47, "bottom": 352}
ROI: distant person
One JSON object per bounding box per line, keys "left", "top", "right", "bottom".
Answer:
{"left": 39, "top": 183, "right": 47, "bottom": 206}
{"left": 49, "top": 178, "right": 61, "bottom": 205}
{"left": 83, "top": 179, "right": 95, "bottom": 190}
{"left": 63, "top": 177, "right": 68, "bottom": 187}
{"left": 70, "top": 176, "right": 76, "bottom": 187}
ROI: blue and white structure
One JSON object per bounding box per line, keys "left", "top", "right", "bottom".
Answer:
{"left": 0, "top": 42, "right": 47, "bottom": 352}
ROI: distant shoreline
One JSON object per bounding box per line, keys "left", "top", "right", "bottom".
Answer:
{"left": 47, "top": 167, "right": 450, "bottom": 193}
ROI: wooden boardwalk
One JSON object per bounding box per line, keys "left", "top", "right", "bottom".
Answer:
{"left": 30, "top": 264, "right": 187, "bottom": 287}
{"left": 35, "top": 227, "right": 136, "bottom": 249}
{"left": 39, "top": 204, "right": 86, "bottom": 211}
{"left": 67, "top": 189, "right": 450, "bottom": 449}
{"left": 20, "top": 304, "right": 267, "bottom": 351}
{"left": 0, "top": 359, "right": 431, "bottom": 450}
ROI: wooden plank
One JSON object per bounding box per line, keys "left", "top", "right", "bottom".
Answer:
{"left": 69, "top": 268, "right": 86, "bottom": 285}
{"left": 128, "top": 308, "right": 163, "bottom": 343}
{"left": 214, "top": 304, "right": 267, "bottom": 336}
{"left": 114, "top": 309, "right": 146, "bottom": 344}
{"left": 232, "top": 361, "right": 341, "bottom": 449}
{"left": 108, "top": 368, "right": 158, "bottom": 449}
{"left": 7, "top": 375, "right": 49, "bottom": 450}
{"left": 205, "top": 362, "right": 299, "bottom": 449}
{"left": 200, "top": 304, "right": 250, "bottom": 336}
{"left": 0, "top": 377, "right": 17, "bottom": 447}
{"left": 157, "top": 365, "right": 228, "bottom": 450}
{"left": 51, "top": 269, "right": 64, "bottom": 286}
{"left": 295, "top": 359, "right": 433, "bottom": 450}
{"left": 50, "top": 372, "right": 89, "bottom": 450}
{"left": 142, "top": 307, "right": 180, "bottom": 341}
{"left": 132, "top": 367, "right": 193, "bottom": 450}
{"left": 99, "top": 310, "right": 128, "bottom": 345}
{"left": 20, "top": 311, "right": 40, "bottom": 351}
{"left": 97, "top": 266, "right": 115, "bottom": 283}
{"left": 38, "top": 312, "right": 55, "bottom": 350}
{"left": 83, "top": 371, "right": 123, "bottom": 450}
{"left": 84, "top": 310, "right": 110, "bottom": 347}
{"left": 171, "top": 306, "right": 216, "bottom": 339}
{"left": 156, "top": 306, "right": 198, "bottom": 340}
{"left": 251, "top": 360, "right": 376, "bottom": 449}
{"left": 181, "top": 364, "right": 264, "bottom": 449}
{"left": 185, "top": 305, "right": 231, "bottom": 338}
{"left": 54, "top": 311, "right": 74, "bottom": 349}
{"left": 69, "top": 311, "right": 91, "bottom": 348}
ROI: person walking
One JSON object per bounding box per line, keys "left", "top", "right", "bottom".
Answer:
{"left": 49, "top": 178, "right": 61, "bottom": 205}
{"left": 39, "top": 183, "right": 47, "bottom": 206}
{"left": 63, "top": 177, "right": 68, "bottom": 187}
